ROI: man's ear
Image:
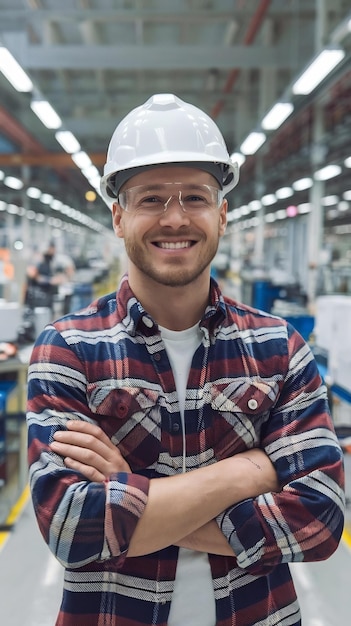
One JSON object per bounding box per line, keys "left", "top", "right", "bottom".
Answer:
{"left": 111, "top": 203, "right": 124, "bottom": 238}
{"left": 219, "top": 198, "right": 228, "bottom": 236}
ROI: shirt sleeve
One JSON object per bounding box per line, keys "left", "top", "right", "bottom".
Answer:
{"left": 216, "top": 324, "right": 345, "bottom": 575}
{"left": 27, "top": 325, "right": 149, "bottom": 570}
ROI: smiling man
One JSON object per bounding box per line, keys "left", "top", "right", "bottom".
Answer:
{"left": 27, "top": 94, "right": 345, "bottom": 626}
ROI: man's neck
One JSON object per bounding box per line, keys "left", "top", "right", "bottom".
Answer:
{"left": 128, "top": 272, "right": 211, "bottom": 331}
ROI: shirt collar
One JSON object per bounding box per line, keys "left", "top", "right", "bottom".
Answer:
{"left": 117, "top": 274, "right": 226, "bottom": 337}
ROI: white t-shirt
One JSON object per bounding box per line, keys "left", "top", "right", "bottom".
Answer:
{"left": 159, "top": 324, "right": 216, "bottom": 626}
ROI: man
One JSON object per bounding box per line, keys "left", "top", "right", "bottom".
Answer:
{"left": 27, "top": 94, "right": 345, "bottom": 626}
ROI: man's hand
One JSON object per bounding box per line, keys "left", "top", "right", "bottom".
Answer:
{"left": 50, "top": 420, "right": 131, "bottom": 482}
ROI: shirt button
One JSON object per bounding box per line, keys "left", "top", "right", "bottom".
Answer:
{"left": 142, "top": 315, "right": 153, "bottom": 328}
{"left": 248, "top": 398, "right": 258, "bottom": 410}
{"left": 154, "top": 353, "right": 161, "bottom": 361}
{"left": 172, "top": 422, "right": 180, "bottom": 432}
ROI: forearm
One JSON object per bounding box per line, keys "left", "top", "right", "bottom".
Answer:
{"left": 127, "top": 450, "right": 278, "bottom": 557}
{"left": 175, "top": 520, "right": 235, "bottom": 556}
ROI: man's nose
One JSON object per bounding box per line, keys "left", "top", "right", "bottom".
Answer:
{"left": 164, "top": 192, "right": 184, "bottom": 212}
{"left": 159, "top": 193, "right": 190, "bottom": 225}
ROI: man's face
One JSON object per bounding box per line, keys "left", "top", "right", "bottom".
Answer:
{"left": 112, "top": 166, "right": 227, "bottom": 288}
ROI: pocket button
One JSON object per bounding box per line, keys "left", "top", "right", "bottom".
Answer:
{"left": 247, "top": 398, "right": 258, "bottom": 410}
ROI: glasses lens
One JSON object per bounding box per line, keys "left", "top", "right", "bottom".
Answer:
{"left": 118, "top": 183, "right": 222, "bottom": 214}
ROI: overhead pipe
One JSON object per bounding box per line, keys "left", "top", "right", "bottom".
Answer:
{"left": 211, "top": 0, "right": 272, "bottom": 119}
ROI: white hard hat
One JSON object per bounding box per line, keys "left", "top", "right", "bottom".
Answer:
{"left": 100, "top": 93, "right": 239, "bottom": 209}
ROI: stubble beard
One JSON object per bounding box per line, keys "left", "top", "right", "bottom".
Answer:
{"left": 125, "top": 237, "right": 219, "bottom": 287}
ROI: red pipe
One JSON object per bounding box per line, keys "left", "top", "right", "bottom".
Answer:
{"left": 0, "top": 106, "right": 44, "bottom": 154}
{"left": 211, "top": 0, "right": 272, "bottom": 119}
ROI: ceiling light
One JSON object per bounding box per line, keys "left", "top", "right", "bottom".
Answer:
{"left": 40, "top": 193, "right": 54, "bottom": 205}
{"left": 30, "top": 100, "right": 62, "bottom": 129}
{"left": 230, "top": 152, "right": 246, "bottom": 167}
{"left": 240, "top": 131, "right": 266, "bottom": 155}
{"left": 261, "top": 193, "right": 276, "bottom": 206}
{"left": 276, "top": 209, "right": 286, "bottom": 220}
{"left": 298, "top": 203, "right": 312, "bottom": 214}
{"left": 26, "top": 186, "right": 42, "bottom": 199}
{"left": 0, "top": 46, "right": 33, "bottom": 92}
{"left": 314, "top": 164, "right": 342, "bottom": 180}
{"left": 0, "top": 170, "right": 4, "bottom": 181}
{"left": 275, "top": 186, "right": 293, "bottom": 199}
{"left": 338, "top": 201, "right": 349, "bottom": 211}
{"left": 286, "top": 205, "right": 298, "bottom": 217}
{"left": 292, "top": 177, "right": 313, "bottom": 191}
{"left": 248, "top": 200, "right": 261, "bottom": 211}
{"left": 292, "top": 47, "right": 345, "bottom": 95}
{"left": 4, "top": 175, "right": 23, "bottom": 190}
{"left": 321, "top": 195, "right": 339, "bottom": 206}
{"left": 55, "top": 130, "right": 81, "bottom": 154}
{"left": 261, "top": 102, "right": 294, "bottom": 130}
{"left": 71, "top": 151, "right": 92, "bottom": 169}
{"left": 265, "top": 213, "right": 276, "bottom": 223}
{"left": 342, "top": 190, "right": 351, "bottom": 201}
{"left": 344, "top": 156, "right": 351, "bottom": 168}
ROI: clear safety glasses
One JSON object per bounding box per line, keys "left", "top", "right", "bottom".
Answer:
{"left": 117, "top": 183, "right": 224, "bottom": 216}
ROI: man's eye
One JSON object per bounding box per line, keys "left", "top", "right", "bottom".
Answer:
{"left": 141, "top": 196, "right": 161, "bottom": 204}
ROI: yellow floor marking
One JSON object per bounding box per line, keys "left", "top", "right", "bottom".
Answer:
{"left": 0, "top": 484, "right": 30, "bottom": 550}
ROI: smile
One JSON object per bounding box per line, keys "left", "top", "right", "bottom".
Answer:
{"left": 156, "top": 241, "right": 193, "bottom": 249}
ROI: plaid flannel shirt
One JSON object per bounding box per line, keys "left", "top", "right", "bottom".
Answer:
{"left": 27, "top": 276, "right": 345, "bottom": 626}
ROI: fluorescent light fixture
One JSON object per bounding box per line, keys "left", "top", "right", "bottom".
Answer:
{"left": 275, "top": 186, "right": 293, "bottom": 199}
{"left": 265, "top": 212, "right": 276, "bottom": 223}
{"left": 321, "top": 195, "right": 339, "bottom": 206}
{"left": 298, "top": 203, "right": 312, "bottom": 214}
{"left": 248, "top": 200, "right": 261, "bottom": 211}
{"left": 71, "top": 151, "right": 92, "bottom": 170}
{"left": 30, "top": 100, "right": 62, "bottom": 129}
{"left": 40, "top": 193, "right": 54, "bottom": 205}
{"left": 55, "top": 130, "right": 81, "bottom": 154}
{"left": 292, "top": 177, "right": 313, "bottom": 191}
{"left": 51, "top": 199, "right": 63, "bottom": 210}
{"left": 338, "top": 200, "right": 349, "bottom": 211}
{"left": 0, "top": 46, "right": 33, "bottom": 92}
{"left": 314, "top": 164, "right": 342, "bottom": 181}
{"left": 4, "top": 175, "right": 23, "bottom": 190}
{"left": 26, "top": 186, "right": 42, "bottom": 199}
{"left": 261, "top": 102, "right": 294, "bottom": 130}
{"left": 240, "top": 131, "right": 266, "bottom": 155}
{"left": 342, "top": 190, "right": 351, "bottom": 201}
{"left": 230, "top": 152, "right": 246, "bottom": 167}
{"left": 344, "top": 156, "right": 351, "bottom": 168}
{"left": 261, "top": 193, "right": 276, "bottom": 206}
{"left": 292, "top": 47, "right": 345, "bottom": 95}
{"left": 0, "top": 170, "right": 4, "bottom": 181}
{"left": 0, "top": 201, "right": 6, "bottom": 211}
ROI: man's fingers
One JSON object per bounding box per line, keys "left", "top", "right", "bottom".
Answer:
{"left": 64, "top": 456, "right": 105, "bottom": 483}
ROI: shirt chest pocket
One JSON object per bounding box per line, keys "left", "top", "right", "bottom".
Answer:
{"left": 86, "top": 382, "right": 161, "bottom": 470}
{"left": 210, "top": 378, "right": 280, "bottom": 460}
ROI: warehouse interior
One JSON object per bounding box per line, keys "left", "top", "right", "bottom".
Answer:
{"left": 0, "top": 3, "right": 351, "bottom": 623}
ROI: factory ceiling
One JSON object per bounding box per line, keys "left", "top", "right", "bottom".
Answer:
{"left": 0, "top": 0, "right": 351, "bottom": 231}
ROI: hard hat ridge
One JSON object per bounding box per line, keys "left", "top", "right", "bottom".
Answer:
{"left": 100, "top": 93, "right": 240, "bottom": 209}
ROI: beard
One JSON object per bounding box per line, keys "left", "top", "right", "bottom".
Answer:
{"left": 124, "top": 235, "right": 219, "bottom": 287}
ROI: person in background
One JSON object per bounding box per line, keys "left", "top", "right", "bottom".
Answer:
{"left": 27, "top": 94, "right": 345, "bottom": 626}
{"left": 24, "top": 242, "right": 66, "bottom": 311}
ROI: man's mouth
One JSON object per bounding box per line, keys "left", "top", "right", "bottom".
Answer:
{"left": 154, "top": 241, "right": 194, "bottom": 249}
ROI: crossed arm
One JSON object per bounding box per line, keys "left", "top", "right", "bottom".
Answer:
{"left": 50, "top": 420, "right": 279, "bottom": 557}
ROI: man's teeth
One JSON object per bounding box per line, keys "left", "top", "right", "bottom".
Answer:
{"left": 158, "top": 241, "right": 191, "bottom": 249}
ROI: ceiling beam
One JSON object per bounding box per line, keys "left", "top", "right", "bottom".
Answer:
{"left": 7, "top": 38, "right": 293, "bottom": 71}
{"left": 0, "top": 152, "right": 105, "bottom": 168}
